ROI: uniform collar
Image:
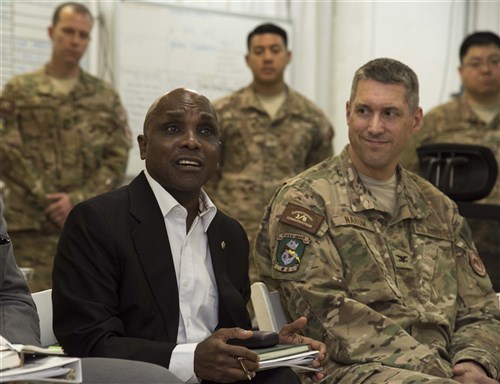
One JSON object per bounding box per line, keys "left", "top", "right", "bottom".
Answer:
{"left": 37, "top": 64, "right": 95, "bottom": 97}
{"left": 239, "top": 84, "right": 307, "bottom": 119}
{"left": 338, "top": 145, "right": 431, "bottom": 221}
{"left": 457, "top": 94, "right": 499, "bottom": 125}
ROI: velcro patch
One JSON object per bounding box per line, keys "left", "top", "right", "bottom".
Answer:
{"left": 279, "top": 203, "right": 324, "bottom": 235}
{"left": 413, "top": 223, "right": 450, "bottom": 240}
{"left": 273, "top": 233, "right": 311, "bottom": 273}
{"left": 392, "top": 251, "right": 413, "bottom": 270}
{"left": 332, "top": 215, "right": 374, "bottom": 231}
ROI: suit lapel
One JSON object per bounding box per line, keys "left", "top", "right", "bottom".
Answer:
{"left": 208, "top": 213, "right": 249, "bottom": 329}
{"left": 128, "top": 173, "right": 179, "bottom": 342}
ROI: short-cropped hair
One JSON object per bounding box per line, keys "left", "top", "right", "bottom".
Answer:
{"left": 459, "top": 31, "right": 500, "bottom": 63}
{"left": 247, "top": 23, "right": 287, "bottom": 51}
{"left": 52, "top": 2, "right": 93, "bottom": 26}
{"left": 350, "top": 58, "right": 420, "bottom": 113}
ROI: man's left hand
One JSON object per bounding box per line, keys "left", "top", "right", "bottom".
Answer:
{"left": 452, "top": 362, "right": 499, "bottom": 384}
{"left": 279, "top": 316, "right": 327, "bottom": 382}
{"left": 46, "top": 193, "right": 73, "bottom": 229}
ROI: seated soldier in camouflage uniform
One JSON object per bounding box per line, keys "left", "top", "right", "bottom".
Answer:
{"left": 255, "top": 58, "right": 500, "bottom": 384}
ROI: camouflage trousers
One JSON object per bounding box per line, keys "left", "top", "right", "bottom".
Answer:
{"left": 361, "top": 368, "right": 458, "bottom": 384}
{"left": 9, "top": 229, "right": 60, "bottom": 292}
{"left": 312, "top": 364, "right": 458, "bottom": 384}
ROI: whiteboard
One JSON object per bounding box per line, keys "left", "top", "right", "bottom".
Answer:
{"left": 0, "top": 1, "right": 93, "bottom": 91}
{"left": 115, "top": 1, "right": 292, "bottom": 176}
{"left": 0, "top": 2, "right": 52, "bottom": 90}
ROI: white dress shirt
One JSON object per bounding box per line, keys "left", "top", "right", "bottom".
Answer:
{"left": 144, "top": 170, "right": 219, "bottom": 383}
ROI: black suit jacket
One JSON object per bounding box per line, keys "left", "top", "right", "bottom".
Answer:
{"left": 53, "top": 172, "right": 251, "bottom": 368}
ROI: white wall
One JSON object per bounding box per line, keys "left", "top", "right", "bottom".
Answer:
{"left": 101, "top": 0, "right": 498, "bottom": 155}
{"left": 329, "top": 1, "right": 470, "bottom": 153}
{"left": 2, "top": 0, "right": 498, "bottom": 156}
{"left": 474, "top": 0, "right": 500, "bottom": 33}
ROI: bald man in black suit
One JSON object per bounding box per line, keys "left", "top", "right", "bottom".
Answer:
{"left": 52, "top": 88, "right": 326, "bottom": 383}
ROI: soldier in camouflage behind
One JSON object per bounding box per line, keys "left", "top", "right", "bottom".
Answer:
{"left": 0, "top": 2, "right": 131, "bottom": 292}
{"left": 401, "top": 31, "right": 500, "bottom": 292}
{"left": 255, "top": 58, "right": 500, "bottom": 383}
{"left": 205, "top": 23, "right": 334, "bottom": 286}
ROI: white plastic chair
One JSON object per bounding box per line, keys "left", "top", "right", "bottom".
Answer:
{"left": 251, "top": 282, "right": 288, "bottom": 332}
{"left": 31, "top": 289, "right": 58, "bottom": 347}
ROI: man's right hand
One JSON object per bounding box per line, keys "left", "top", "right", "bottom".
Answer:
{"left": 452, "top": 362, "right": 499, "bottom": 384}
{"left": 194, "top": 328, "right": 259, "bottom": 382}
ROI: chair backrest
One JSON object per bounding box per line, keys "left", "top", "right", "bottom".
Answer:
{"left": 417, "top": 143, "right": 500, "bottom": 221}
{"left": 417, "top": 143, "right": 498, "bottom": 201}
{"left": 31, "top": 289, "right": 58, "bottom": 347}
{"left": 251, "top": 282, "right": 288, "bottom": 332}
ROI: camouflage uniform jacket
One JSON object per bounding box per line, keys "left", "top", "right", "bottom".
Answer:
{"left": 255, "top": 146, "right": 500, "bottom": 382}
{"left": 0, "top": 66, "right": 131, "bottom": 232}
{"left": 206, "top": 84, "right": 334, "bottom": 242}
{"left": 401, "top": 95, "right": 499, "bottom": 206}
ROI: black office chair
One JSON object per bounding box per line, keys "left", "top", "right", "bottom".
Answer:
{"left": 417, "top": 143, "right": 499, "bottom": 291}
{"left": 417, "top": 143, "right": 499, "bottom": 219}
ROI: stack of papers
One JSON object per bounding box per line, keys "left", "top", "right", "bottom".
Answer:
{"left": 258, "top": 350, "right": 320, "bottom": 371}
{"left": 0, "top": 336, "right": 81, "bottom": 383}
{"left": 254, "top": 343, "right": 321, "bottom": 372}
{"left": 0, "top": 356, "right": 81, "bottom": 383}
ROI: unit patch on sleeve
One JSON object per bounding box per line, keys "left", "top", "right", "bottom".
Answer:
{"left": 273, "top": 233, "right": 310, "bottom": 272}
{"left": 279, "top": 203, "right": 324, "bottom": 235}
{"left": 469, "top": 250, "right": 487, "bottom": 277}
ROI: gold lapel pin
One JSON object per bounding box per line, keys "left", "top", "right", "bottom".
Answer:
{"left": 221, "top": 241, "right": 226, "bottom": 249}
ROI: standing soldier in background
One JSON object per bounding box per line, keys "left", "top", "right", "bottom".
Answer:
{"left": 205, "top": 23, "right": 334, "bottom": 286}
{"left": 0, "top": 2, "right": 131, "bottom": 292}
{"left": 401, "top": 31, "right": 500, "bottom": 291}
